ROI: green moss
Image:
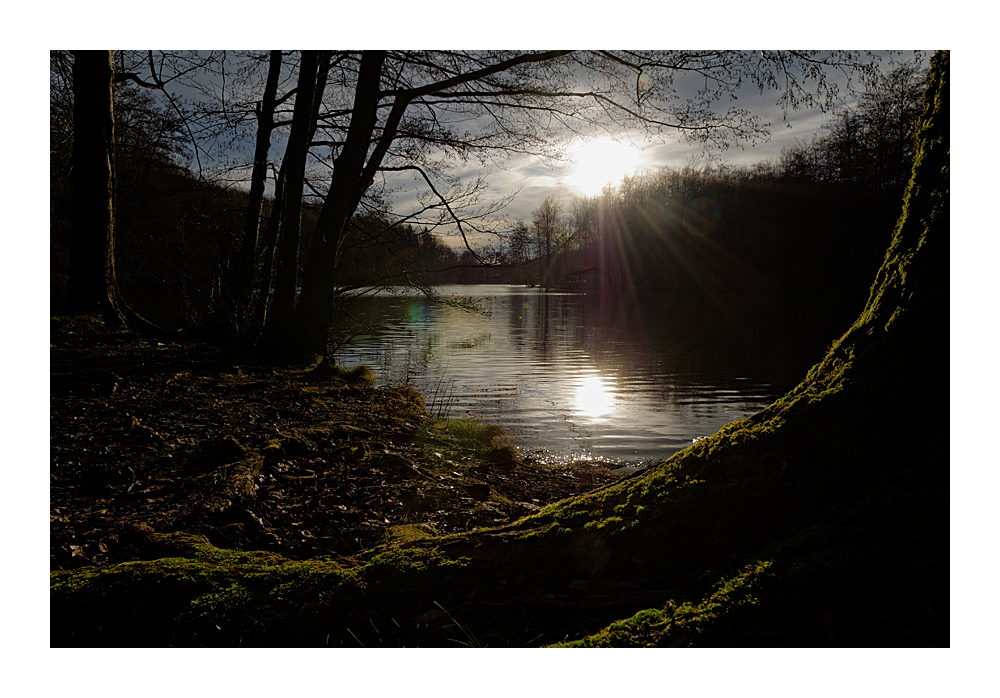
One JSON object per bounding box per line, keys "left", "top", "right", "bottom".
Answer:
{"left": 260, "top": 431, "right": 316, "bottom": 462}
{"left": 583, "top": 515, "right": 623, "bottom": 531}
{"left": 51, "top": 314, "right": 118, "bottom": 335}
{"left": 378, "top": 524, "right": 436, "bottom": 548}
{"left": 390, "top": 384, "right": 426, "bottom": 419}
{"left": 553, "top": 606, "right": 672, "bottom": 648}
{"left": 51, "top": 537, "right": 367, "bottom": 646}
{"left": 415, "top": 416, "right": 520, "bottom": 475}
{"left": 553, "top": 561, "right": 773, "bottom": 647}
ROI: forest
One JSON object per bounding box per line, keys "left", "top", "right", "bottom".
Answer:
{"left": 50, "top": 51, "right": 948, "bottom": 650}
{"left": 51, "top": 51, "right": 928, "bottom": 342}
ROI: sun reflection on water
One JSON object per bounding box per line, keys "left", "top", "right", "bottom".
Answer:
{"left": 574, "top": 374, "right": 616, "bottom": 420}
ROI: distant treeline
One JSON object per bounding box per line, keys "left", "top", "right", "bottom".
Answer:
{"left": 50, "top": 53, "right": 927, "bottom": 329}
{"left": 502, "top": 162, "right": 908, "bottom": 304}
{"left": 488, "top": 57, "right": 929, "bottom": 308}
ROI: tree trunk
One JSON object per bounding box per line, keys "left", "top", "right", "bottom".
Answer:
{"left": 285, "top": 51, "right": 388, "bottom": 360}
{"left": 255, "top": 167, "right": 284, "bottom": 313}
{"left": 230, "top": 50, "right": 282, "bottom": 336}
{"left": 262, "top": 51, "right": 321, "bottom": 351}
{"left": 66, "top": 50, "right": 117, "bottom": 318}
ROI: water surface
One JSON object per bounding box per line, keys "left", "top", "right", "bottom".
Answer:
{"left": 332, "top": 285, "right": 839, "bottom": 465}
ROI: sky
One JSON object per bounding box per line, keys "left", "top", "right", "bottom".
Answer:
{"left": 435, "top": 89, "right": 838, "bottom": 229}
{"left": 291, "top": 50, "right": 919, "bottom": 250}
{"left": 66, "top": 49, "right": 922, "bottom": 249}
{"left": 378, "top": 50, "right": 916, "bottom": 247}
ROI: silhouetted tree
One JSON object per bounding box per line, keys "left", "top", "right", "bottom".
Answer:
{"left": 262, "top": 51, "right": 326, "bottom": 350}
{"left": 248, "top": 50, "right": 886, "bottom": 359}
{"left": 59, "top": 50, "right": 891, "bottom": 359}
{"left": 778, "top": 57, "right": 927, "bottom": 191}
{"left": 531, "top": 195, "right": 565, "bottom": 287}
{"left": 228, "top": 50, "right": 282, "bottom": 333}
{"left": 56, "top": 50, "right": 230, "bottom": 326}
{"left": 65, "top": 51, "right": 118, "bottom": 319}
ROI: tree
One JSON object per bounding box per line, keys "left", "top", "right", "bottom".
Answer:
{"left": 778, "top": 57, "right": 927, "bottom": 191}
{"left": 855, "top": 58, "right": 928, "bottom": 190}
{"left": 505, "top": 222, "right": 533, "bottom": 284}
{"left": 261, "top": 51, "right": 326, "bottom": 350}
{"left": 568, "top": 197, "right": 596, "bottom": 252}
{"left": 61, "top": 50, "right": 888, "bottom": 358}
{"left": 265, "top": 50, "right": 885, "bottom": 359}
{"left": 50, "top": 52, "right": 951, "bottom": 647}
{"left": 507, "top": 222, "right": 532, "bottom": 264}
{"left": 228, "top": 50, "right": 283, "bottom": 334}
{"left": 65, "top": 51, "right": 118, "bottom": 318}
{"left": 58, "top": 50, "right": 230, "bottom": 327}
{"left": 531, "top": 195, "right": 565, "bottom": 287}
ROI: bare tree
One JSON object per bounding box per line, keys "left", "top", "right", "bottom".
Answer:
{"left": 62, "top": 50, "right": 887, "bottom": 359}
{"left": 531, "top": 195, "right": 566, "bottom": 287}
{"left": 269, "top": 50, "right": 882, "bottom": 359}
{"left": 62, "top": 50, "right": 228, "bottom": 328}
{"left": 777, "top": 56, "right": 927, "bottom": 190}
{"left": 261, "top": 51, "right": 326, "bottom": 349}
{"left": 229, "top": 50, "right": 283, "bottom": 332}
{"left": 66, "top": 51, "right": 117, "bottom": 318}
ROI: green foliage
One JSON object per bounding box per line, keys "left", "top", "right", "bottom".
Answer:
{"left": 433, "top": 602, "right": 484, "bottom": 647}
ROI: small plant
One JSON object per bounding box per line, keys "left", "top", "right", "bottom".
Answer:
{"left": 300, "top": 357, "right": 376, "bottom": 386}
{"left": 434, "top": 602, "right": 483, "bottom": 648}
{"left": 415, "top": 416, "right": 520, "bottom": 476}
{"left": 424, "top": 371, "right": 458, "bottom": 418}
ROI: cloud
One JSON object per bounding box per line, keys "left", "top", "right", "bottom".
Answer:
{"left": 381, "top": 54, "right": 890, "bottom": 238}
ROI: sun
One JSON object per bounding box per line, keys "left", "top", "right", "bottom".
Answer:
{"left": 564, "top": 138, "right": 646, "bottom": 196}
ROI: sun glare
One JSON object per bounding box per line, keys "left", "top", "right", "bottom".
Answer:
{"left": 565, "top": 139, "right": 645, "bottom": 196}
{"left": 574, "top": 374, "right": 616, "bottom": 420}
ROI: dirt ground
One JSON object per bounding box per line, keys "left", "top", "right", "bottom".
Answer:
{"left": 50, "top": 319, "right": 624, "bottom": 571}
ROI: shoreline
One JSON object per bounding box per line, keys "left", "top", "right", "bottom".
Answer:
{"left": 50, "top": 316, "right": 624, "bottom": 571}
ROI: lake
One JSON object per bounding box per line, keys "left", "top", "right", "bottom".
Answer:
{"left": 331, "top": 284, "right": 847, "bottom": 467}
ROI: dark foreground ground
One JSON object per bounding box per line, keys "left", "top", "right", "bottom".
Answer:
{"left": 50, "top": 317, "right": 623, "bottom": 572}
{"left": 49, "top": 309, "right": 949, "bottom": 648}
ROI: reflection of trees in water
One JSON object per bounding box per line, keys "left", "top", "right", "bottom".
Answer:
{"left": 533, "top": 293, "right": 552, "bottom": 362}
{"left": 334, "top": 286, "right": 840, "bottom": 433}
{"left": 327, "top": 285, "right": 849, "bottom": 460}
{"left": 510, "top": 288, "right": 841, "bottom": 409}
